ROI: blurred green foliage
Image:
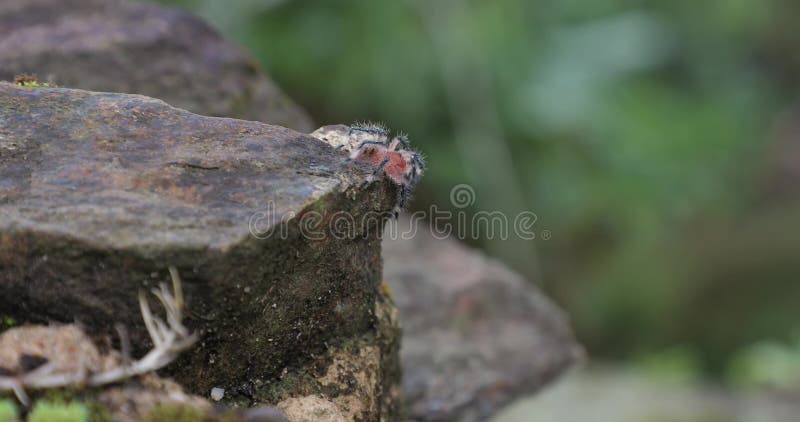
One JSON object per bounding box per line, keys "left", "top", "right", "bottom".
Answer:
{"left": 632, "top": 345, "right": 704, "bottom": 385}
{"left": 728, "top": 336, "right": 800, "bottom": 389}
{"left": 0, "top": 400, "right": 18, "bottom": 422}
{"left": 155, "top": 0, "right": 800, "bottom": 381}
{"left": 28, "top": 400, "right": 88, "bottom": 422}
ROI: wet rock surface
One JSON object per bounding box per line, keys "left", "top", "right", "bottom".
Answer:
{"left": 382, "top": 218, "right": 583, "bottom": 422}
{"left": 0, "top": 82, "right": 399, "bottom": 416}
{"left": 0, "top": 0, "right": 313, "bottom": 131}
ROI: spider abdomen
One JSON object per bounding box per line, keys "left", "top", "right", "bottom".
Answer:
{"left": 382, "top": 153, "right": 409, "bottom": 182}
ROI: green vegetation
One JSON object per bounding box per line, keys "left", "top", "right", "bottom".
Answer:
{"left": 28, "top": 400, "right": 89, "bottom": 422}
{"left": 1, "top": 316, "right": 15, "bottom": 329}
{"left": 13, "top": 74, "right": 53, "bottom": 87}
{"left": 156, "top": 0, "right": 800, "bottom": 386}
{"left": 728, "top": 336, "right": 800, "bottom": 388}
{"left": 144, "top": 403, "right": 205, "bottom": 422}
{"left": 0, "top": 400, "right": 18, "bottom": 422}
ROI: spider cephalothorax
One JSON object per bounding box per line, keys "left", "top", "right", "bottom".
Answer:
{"left": 343, "top": 123, "right": 425, "bottom": 217}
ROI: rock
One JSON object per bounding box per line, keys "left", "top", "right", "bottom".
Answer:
{"left": 98, "top": 374, "right": 214, "bottom": 422}
{"left": 0, "top": 324, "right": 291, "bottom": 421}
{"left": 240, "top": 406, "right": 288, "bottom": 422}
{"left": 0, "top": 0, "right": 313, "bottom": 131}
{"left": 492, "top": 369, "right": 800, "bottom": 422}
{"left": 211, "top": 387, "right": 226, "bottom": 402}
{"left": 0, "top": 82, "right": 400, "bottom": 419}
{"left": 270, "top": 287, "right": 401, "bottom": 421}
{"left": 382, "top": 217, "right": 583, "bottom": 422}
{"left": 0, "top": 325, "right": 119, "bottom": 376}
{"left": 277, "top": 396, "right": 347, "bottom": 422}
{"left": 0, "top": 324, "right": 214, "bottom": 421}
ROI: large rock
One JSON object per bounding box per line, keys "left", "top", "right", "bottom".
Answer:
{"left": 383, "top": 218, "right": 583, "bottom": 422}
{"left": 0, "top": 82, "right": 399, "bottom": 419}
{"left": 0, "top": 0, "right": 313, "bottom": 131}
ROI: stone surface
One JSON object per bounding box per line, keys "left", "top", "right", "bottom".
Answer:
{"left": 492, "top": 369, "right": 800, "bottom": 422}
{"left": 261, "top": 286, "right": 401, "bottom": 422}
{"left": 0, "top": 0, "right": 313, "bottom": 131}
{"left": 0, "top": 82, "right": 399, "bottom": 414}
{"left": 0, "top": 325, "right": 117, "bottom": 375}
{"left": 382, "top": 217, "right": 583, "bottom": 422}
{"left": 277, "top": 396, "right": 347, "bottom": 422}
{"left": 0, "top": 324, "right": 288, "bottom": 421}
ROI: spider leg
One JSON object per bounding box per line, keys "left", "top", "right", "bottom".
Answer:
{"left": 360, "top": 156, "right": 390, "bottom": 189}
{"left": 389, "top": 135, "right": 410, "bottom": 151}
{"left": 399, "top": 185, "right": 408, "bottom": 208}
{"left": 412, "top": 155, "right": 425, "bottom": 171}
{"left": 348, "top": 124, "right": 390, "bottom": 138}
{"left": 394, "top": 185, "right": 408, "bottom": 218}
{"left": 405, "top": 156, "right": 424, "bottom": 185}
{"left": 356, "top": 140, "right": 387, "bottom": 150}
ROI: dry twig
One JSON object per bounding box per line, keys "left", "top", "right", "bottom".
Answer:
{"left": 0, "top": 266, "right": 197, "bottom": 406}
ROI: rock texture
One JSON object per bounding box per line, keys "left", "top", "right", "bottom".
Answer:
{"left": 0, "top": 82, "right": 399, "bottom": 420}
{"left": 0, "top": 324, "right": 287, "bottom": 422}
{"left": 0, "top": 0, "right": 313, "bottom": 131}
{"left": 382, "top": 217, "right": 583, "bottom": 422}
{"left": 493, "top": 369, "right": 800, "bottom": 422}
{"left": 271, "top": 287, "right": 401, "bottom": 421}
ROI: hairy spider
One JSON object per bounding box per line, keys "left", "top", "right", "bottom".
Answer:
{"left": 342, "top": 123, "right": 425, "bottom": 217}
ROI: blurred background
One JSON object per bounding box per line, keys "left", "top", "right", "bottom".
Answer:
{"left": 157, "top": 0, "right": 800, "bottom": 416}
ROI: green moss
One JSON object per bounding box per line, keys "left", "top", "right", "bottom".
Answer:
{"left": 254, "top": 370, "right": 322, "bottom": 405}
{"left": 12, "top": 74, "right": 54, "bottom": 87}
{"left": 218, "top": 411, "right": 246, "bottom": 422}
{"left": 143, "top": 403, "right": 208, "bottom": 422}
{"left": 0, "top": 316, "right": 16, "bottom": 331}
{"left": 29, "top": 390, "right": 110, "bottom": 421}
{"left": 305, "top": 194, "right": 332, "bottom": 216}
{"left": 18, "top": 81, "right": 53, "bottom": 87}
{"left": 39, "top": 388, "right": 79, "bottom": 403}
{"left": 0, "top": 400, "right": 18, "bottom": 422}
{"left": 378, "top": 280, "right": 393, "bottom": 300}
{"left": 86, "top": 400, "right": 112, "bottom": 422}
{"left": 38, "top": 388, "right": 105, "bottom": 410}
{"left": 28, "top": 401, "right": 89, "bottom": 422}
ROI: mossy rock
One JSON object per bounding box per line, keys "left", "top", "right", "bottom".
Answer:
{"left": 0, "top": 82, "right": 399, "bottom": 415}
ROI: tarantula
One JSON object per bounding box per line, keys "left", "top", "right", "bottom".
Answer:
{"left": 342, "top": 123, "right": 425, "bottom": 217}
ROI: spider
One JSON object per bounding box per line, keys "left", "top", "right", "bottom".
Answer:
{"left": 341, "top": 123, "right": 425, "bottom": 217}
